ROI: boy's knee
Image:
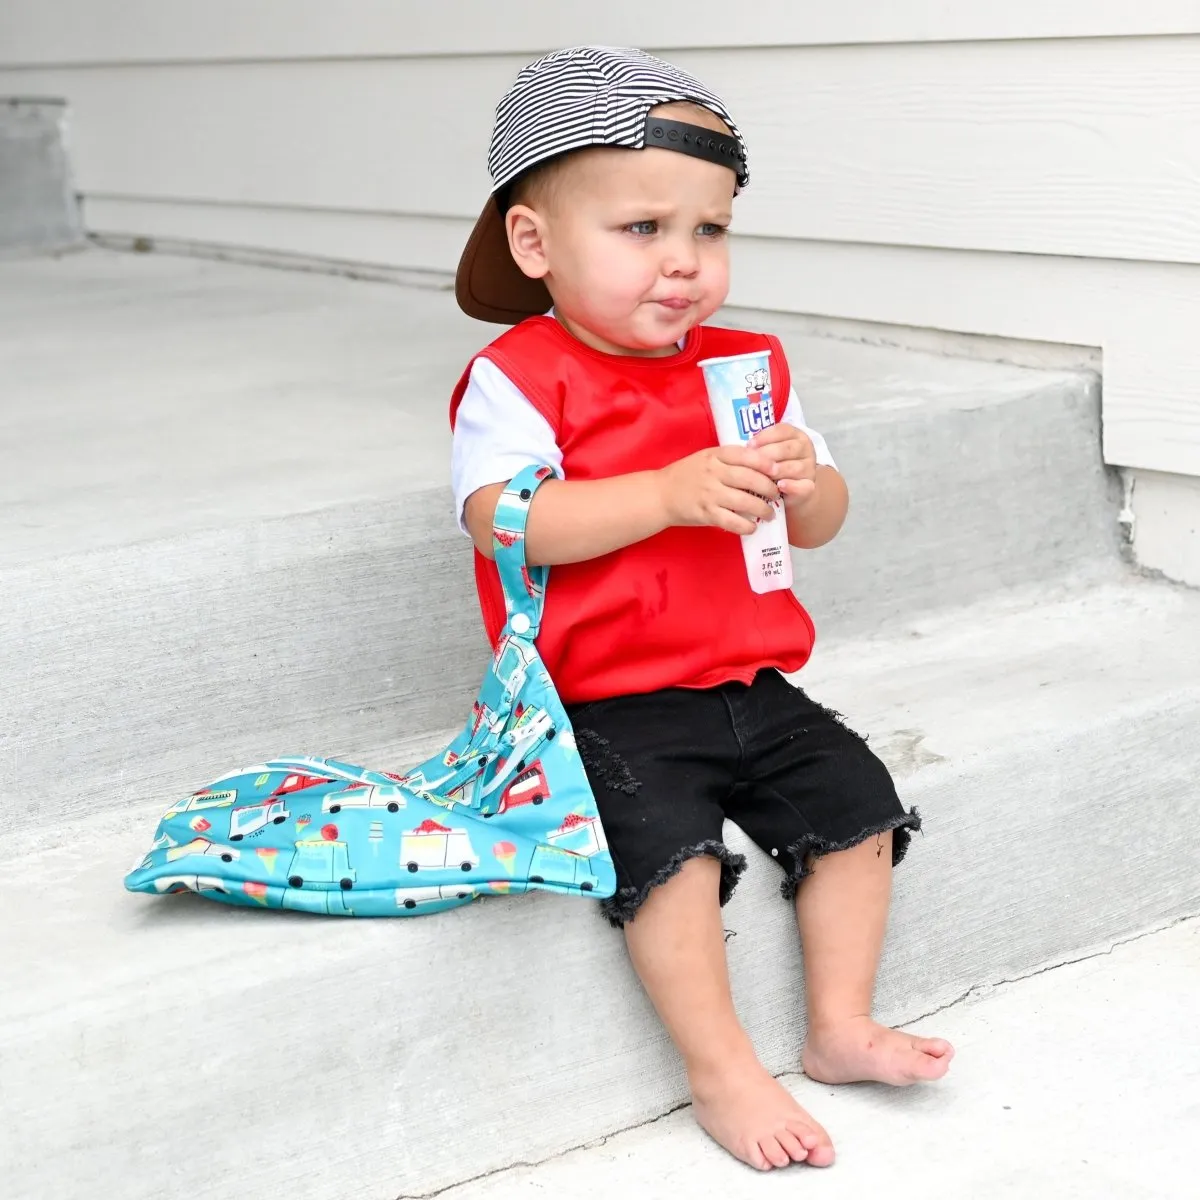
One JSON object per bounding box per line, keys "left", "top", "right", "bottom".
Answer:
{"left": 612, "top": 845, "right": 746, "bottom": 929}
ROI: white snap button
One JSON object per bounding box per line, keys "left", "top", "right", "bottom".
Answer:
{"left": 770, "top": 848, "right": 779, "bottom": 857}
{"left": 511, "top": 614, "right": 531, "bottom": 635}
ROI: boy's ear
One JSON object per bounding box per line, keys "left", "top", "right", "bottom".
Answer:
{"left": 505, "top": 205, "right": 550, "bottom": 280}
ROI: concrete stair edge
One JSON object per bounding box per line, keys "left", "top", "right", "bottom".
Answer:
{"left": 4, "top": 578, "right": 1199, "bottom": 1198}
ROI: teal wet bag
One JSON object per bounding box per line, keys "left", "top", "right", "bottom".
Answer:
{"left": 124, "top": 465, "right": 616, "bottom": 915}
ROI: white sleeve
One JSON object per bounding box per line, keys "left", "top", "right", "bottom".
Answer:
{"left": 451, "top": 357, "right": 565, "bottom": 534}
{"left": 781, "top": 386, "right": 837, "bottom": 470}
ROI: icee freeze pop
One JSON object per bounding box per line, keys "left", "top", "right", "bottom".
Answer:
{"left": 697, "top": 349, "right": 795, "bottom": 595}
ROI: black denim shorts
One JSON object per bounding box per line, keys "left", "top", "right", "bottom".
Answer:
{"left": 567, "top": 669, "right": 921, "bottom": 927}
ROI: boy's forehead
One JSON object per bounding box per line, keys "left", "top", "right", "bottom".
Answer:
{"left": 558, "top": 141, "right": 738, "bottom": 203}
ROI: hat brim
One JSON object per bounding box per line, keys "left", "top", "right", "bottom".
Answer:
{"left": 455, "top": 198, "right": 552, "bottom": 325}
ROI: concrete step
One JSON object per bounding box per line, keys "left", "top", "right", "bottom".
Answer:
{"left": 431, "top": 919, "right": 1200, "bottom": 1200}
{"left": 2, "top": 250, "right": 1120, "bottom": 835}
{"left": 5, "top": 577, "right": 1199, "bottom": 1199}
{"left": 0, "top": 98, "right": 83, "bottom": 256}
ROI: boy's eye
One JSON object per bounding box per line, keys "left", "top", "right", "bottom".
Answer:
{"left": 698, "top": 223, "right": 729, "bottom": 238}
{"left": 625, "top": 220, "right": 658, "bottom": 236}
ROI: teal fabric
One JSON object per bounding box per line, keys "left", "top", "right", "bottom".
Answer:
{"left": 124, "top": 465, "right": 616, "bottom": 916}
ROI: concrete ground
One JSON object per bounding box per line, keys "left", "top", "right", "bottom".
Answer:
{"left": 433, "top": 918, "right": 1200, "bottom": 1200}
{"left": 2, "top": 247, "right": 1196, "bottom": 1200}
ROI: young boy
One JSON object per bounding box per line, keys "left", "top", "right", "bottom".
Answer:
{"left": 450, "top": 46, "right": 953, "bottom": 1172}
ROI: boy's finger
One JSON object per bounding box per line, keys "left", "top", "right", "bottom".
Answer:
{"left": 753, "top": 437, "right": 815, "bottom": 464}
{"left": 780, "top": 478, "right": 818, "bottom": 503}
{"left": 722, "top": 465, "right": 780, "bottom": 503}
{"left": 719, "top": 484, "right": 776, "bottom": 523}
{"left": 713, "top": 510, "right": 759, "bottom": 537}
{"left": 748, "top": 422, "right": 793, "bottom": 447}
{"left": 771, "top": 460, "right": 818, "bottom": 482}
{"left": 715, "top": 443, "right": 779, "bottom": 477}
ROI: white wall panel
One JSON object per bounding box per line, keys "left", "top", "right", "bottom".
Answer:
{"left": 4, "top": 1, "right": 1200, "bottom": 66}
{"left": 83, "top": 196, "right": 472, "bottom": 276}
{"left": 730, "top": 239, "right": 1200, "bottom": 476}
{"left": 0, "top": 59, "right": 502, "bottom": 218}
{"left": 6, "top": 37, "right": 1200, "bottom": 266}
{"left": 1130, "top": 470, "right": 1200, "bottom": 586}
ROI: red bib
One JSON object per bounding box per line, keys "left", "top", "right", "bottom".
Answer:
{"left": 450, "top": 317, "right": 816, "bottom": 705}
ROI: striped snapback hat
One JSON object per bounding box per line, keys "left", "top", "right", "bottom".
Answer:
{"left": 455, "top": 46, "right": 749, "bottom": 325}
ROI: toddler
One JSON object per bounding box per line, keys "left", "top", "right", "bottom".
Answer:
{"left": 450, "top": 46, "right": 953, "bottom": 1171}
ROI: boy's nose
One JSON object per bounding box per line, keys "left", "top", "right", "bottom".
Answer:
{"left": 661, "top": 237, "right": 700, "bottom": 278}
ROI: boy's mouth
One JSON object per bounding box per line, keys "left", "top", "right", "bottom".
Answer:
{"left": 654, "top": 297, "right": 694, "bottom": 311}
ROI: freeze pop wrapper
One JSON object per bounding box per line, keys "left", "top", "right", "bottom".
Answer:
{"left": 697, "top": 350, "right": 794, "bottom": 594}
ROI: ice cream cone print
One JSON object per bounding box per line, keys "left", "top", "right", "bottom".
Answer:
{"left": 244, "top": 881, "right": 269, "bottom": 905}
{"left": 256, "top": 847, "right": 279, "bottom": 873}
{"left": 190, "top": 816, "right": 211, "bottom": 833}
{"left": 490, "top": 881, "right": 512, "bottom": 894}
{"left": 493, "top": 840, "right": 517, "bottom": 876}
{"left": 296, "top": 816, "right": 311, "bottom": 836}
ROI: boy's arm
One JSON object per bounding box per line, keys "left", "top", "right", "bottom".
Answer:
{"left": 464, "top": 447, "right": 782, "bottom": 567}
{"left": 783, "top": 465, "right": 849, "bottom": 550}
{"left": 465, "top": 473, "right": 669, "bottom": 565}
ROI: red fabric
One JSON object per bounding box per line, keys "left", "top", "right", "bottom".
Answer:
{"left": 449, "top": 317, "right": 816, "bottom": 705}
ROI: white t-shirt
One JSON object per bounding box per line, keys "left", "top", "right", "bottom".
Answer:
{"left": 451, "top": 341, "right": 836, "bottom": 533}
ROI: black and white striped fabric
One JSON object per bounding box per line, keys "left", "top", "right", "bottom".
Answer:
{"left": 488, "top": 45, "right": 749, "bottom": 193}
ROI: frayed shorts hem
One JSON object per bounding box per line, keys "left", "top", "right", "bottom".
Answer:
{"left": 599, "top": 841, "right": 747, "bottom": 929}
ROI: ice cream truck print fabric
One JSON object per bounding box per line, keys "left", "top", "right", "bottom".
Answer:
{"left": 229, "top": 799, "right": 290, "bottom": 840}
{"left": 401, "top": 820, "right": 479, "bottom": 873}
{"left": 124, "top": 465, "right": 615, "bottom": 916}
{"left": 322, "top": 783, "right": 407, "bottom": 814}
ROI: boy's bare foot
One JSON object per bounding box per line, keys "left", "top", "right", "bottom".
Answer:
{"left": 802, "top": 1015, "right": 955, "bottom": 1086}
{"left": 689, "top": 1055, "right": 836, "bottom": 1171}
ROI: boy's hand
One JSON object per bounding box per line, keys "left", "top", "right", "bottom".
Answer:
{"left": 659, "top": 446, "right": 779, "bottom": 536}
{"left": 750, "top": 423, "right": 818, "bottom": 507}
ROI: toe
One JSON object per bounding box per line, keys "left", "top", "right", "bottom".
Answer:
{"left": 760, "top": 1136, "right": 792, "bottom": 1169}
{"left": 787, "top": 1118, "right": 835, "bottom": 1164}
{"left": 805, "top": 1140, "right": 837, "bottom": 1168}
{"left": 915, "top": 1036, "right": 954, "bottom": 1058}
{"left": 745, "top": 1141, "right": 771, "bottom": 1172}
{"left": 911, "top": 1051, "right": 951, "bottom": 1080}
{"left": 776, "top": 1129, "right": 810, "bottom": 1164}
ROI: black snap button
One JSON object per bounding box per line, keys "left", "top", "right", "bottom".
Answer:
{"left": 652, "top": 125, "right": 664, "bottom": 138}
{"left": 519, "top": 488, "right": 531, "bottom": 500}
{"left": 668, "top": 129, "right": 679, "bottom": 141}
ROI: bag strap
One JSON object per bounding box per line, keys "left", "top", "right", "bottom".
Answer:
{"left": 492, "top": 465, "right": 554, "bottom": 640}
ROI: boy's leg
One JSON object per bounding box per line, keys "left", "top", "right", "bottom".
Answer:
{"left": 724, "top": 671, "right": 954, "bottom": 1085}
{"left": 571, "top": 683, "right": 837, "bottom": 1170}
{"left": 794, "top": 830, "right": 955, "bottom": 1084}
{"left": 623, "top": 854, "right": 836, "bottom": 1170}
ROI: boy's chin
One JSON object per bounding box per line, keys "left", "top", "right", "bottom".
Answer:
{"left": 635, "top": 306, "right": 706, "bottom": 340}
{"left": 562, "top": 306, "right": 704, "bottom": 356}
